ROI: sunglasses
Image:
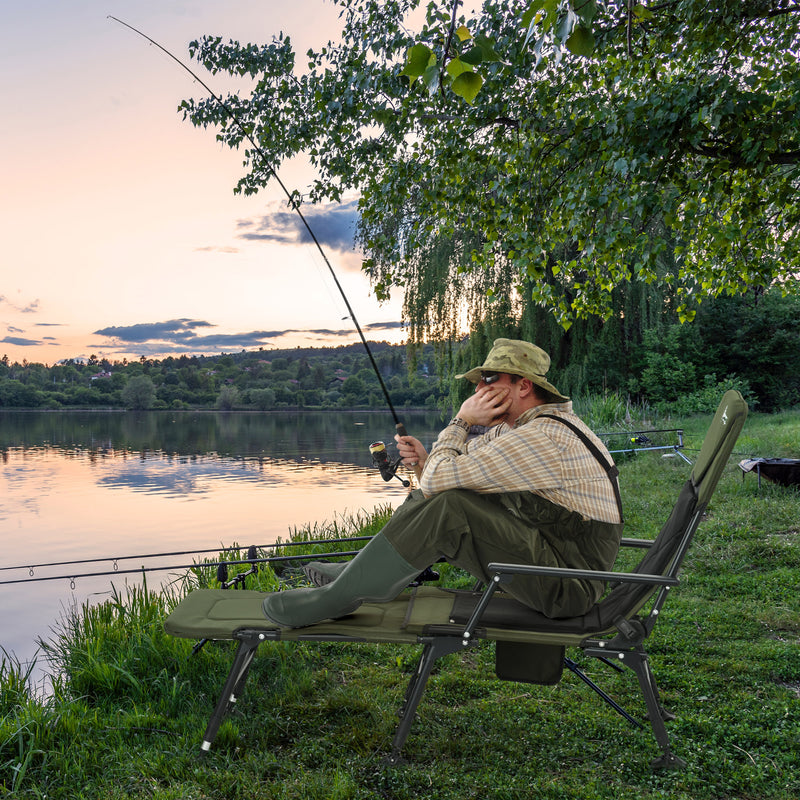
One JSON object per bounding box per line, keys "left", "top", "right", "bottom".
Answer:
{"left": 480, "top": 371, "right": 502, "bottom": 384}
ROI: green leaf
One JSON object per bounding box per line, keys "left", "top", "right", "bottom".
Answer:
{"left": 455, "top": 25, "right": 472, "bottom": 42}
{"left": 460, "top": 45, "right": 484, "bottom": 66}
{"left": 473, "top": 34, "right": 502, "bottom": 62}
{"left": 452, "top": 71, "right": 483, "bottom": 104}
{"left": 402, "top": 43, "right": 435, "bottom": 79}
{"left": 633, "top": 4, "right": 655, "bottom": 21}
{"left": 541, "top": 0, "right": 560, "bottom": 33}
{"left": 446, "top": 58, "right": 471, "bottom": 79}
{"left": 572, "top": 0, "right": 598, "bottom": 25}
{"left": 423, "top": 63, "right": 441, "bottom": 95}
{"left": 521, "top": 1, "right": 547, "bottom": 29}
{"left": 565, "top": 25, "right": 595, "bottom": 57}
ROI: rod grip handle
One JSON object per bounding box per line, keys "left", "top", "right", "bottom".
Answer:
{"left": 395, "top": 423, "right": 423, "bottom": 481}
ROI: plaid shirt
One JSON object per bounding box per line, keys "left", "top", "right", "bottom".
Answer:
{"left": 419, "top": 402, "right": 622, "bottom": 524}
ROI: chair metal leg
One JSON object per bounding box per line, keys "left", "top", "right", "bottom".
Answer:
{"left": 616, "top": 649, "right": 686, "bottom": 770}
{"left": 564, "top": 657, "right": 642, "bottom": 730}
{"left": 200, "top": 633, "right": 263, "bottom": 753}
{"left": 386, "top": 636, "right": 467, "bottom": 764}
{"left": 582, "top": 643, "right": 686, "bottom": 770}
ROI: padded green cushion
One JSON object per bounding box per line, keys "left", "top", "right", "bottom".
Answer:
{"left": 164, "top": 588, "right": 422, "bottom": 643}
{"left": 164, "top": 590, "right": 277, "bottom": 638}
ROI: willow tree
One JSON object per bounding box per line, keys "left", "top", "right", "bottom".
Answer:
{"left": 181, "top": 0, "right": 800, "bottom": 363}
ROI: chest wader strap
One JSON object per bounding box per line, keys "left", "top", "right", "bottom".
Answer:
{"left": 537, "top": 414, "right": 624, "bottom": 524}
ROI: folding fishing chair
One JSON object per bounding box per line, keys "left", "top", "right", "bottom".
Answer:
{"left": 164, "top": 390, "right": 747, "bottom": 768}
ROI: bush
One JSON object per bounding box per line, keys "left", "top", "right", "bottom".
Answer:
{"left": 249, "top": 387, "right": 276, "bottom": 410}
{"left": 215, "top": 385, "right": 240, "bottom": 410}
{"left": 121, "top": 375, "right": 156, "bottom": 410}
{"left": 658, "top": 373, "right": 758, "bottom": 416}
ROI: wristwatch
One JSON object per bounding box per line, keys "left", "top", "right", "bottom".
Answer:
{"left": 448, "top": 417, "right": 470, "bottom": 432}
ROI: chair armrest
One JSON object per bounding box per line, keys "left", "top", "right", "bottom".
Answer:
{"left": 486, "top": 562, "right": 679, "bottom": 587}
{"left": 460, "top": 563, "right": 678, "bottom": 643}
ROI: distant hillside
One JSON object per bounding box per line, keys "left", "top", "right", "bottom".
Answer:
{"left": 0, "top": 343, "right": 445, "bottom": 411}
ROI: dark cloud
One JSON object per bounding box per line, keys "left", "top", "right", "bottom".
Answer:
{"left": 1, "top": 321, "right": 63, "bottom": 350}
{"left": 237, "top": 200, "right": 360, "bottom": 253}
{"left": 93, "top": 319, "right": 298, "bottom": 354}
{"left": 94, "top": 319, "right": 215, "bottom": 343}
{"left": 1, "top": 336, "right": 42, "bottom": 347}
{"left": 0, "top": 295, "right": 40, "bottom": 314}
{"left": 91, "top": 318, "right": 404, "bottom": 356}
{"left": 289, "top": 322, "right": 404, "bottom": 338}
{"left": 364, "top": 321, "right": 405, "bottom": 331}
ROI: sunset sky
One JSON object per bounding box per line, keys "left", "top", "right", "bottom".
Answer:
{"left": 1, "top": 1, "right": 407, "bottom": 366}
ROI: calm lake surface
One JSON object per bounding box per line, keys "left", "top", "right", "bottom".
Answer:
{"left": 0, "top": 409, "right": 445, "bottom": 678}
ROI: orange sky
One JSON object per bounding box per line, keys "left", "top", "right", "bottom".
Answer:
{"left": 1, "top": 1, "right": 407, "bottom": 366}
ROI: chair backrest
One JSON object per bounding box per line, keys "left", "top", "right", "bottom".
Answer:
{"left": 690, "top": 390, "right": 749, "bottom": 506}
{"left": 595, "top": 390, "right": 748, "bottom": 628}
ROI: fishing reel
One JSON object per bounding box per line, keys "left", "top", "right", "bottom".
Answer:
{"left": 369, "top": 441, "right": 410, "bottom": 487}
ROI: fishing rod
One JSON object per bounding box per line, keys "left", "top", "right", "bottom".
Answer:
{"left": 108, "top": 16, "right": 421, "bottom": 480}
{"left": 0, "top": 548, "right": 363, "bottom": 588}
{"left": 0, "top": 535, "right": 374, "bottom": 575}
{"left": 0, "top": 540, "right": 441, "bottom": 589}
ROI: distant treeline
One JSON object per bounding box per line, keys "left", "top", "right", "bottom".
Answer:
{"left": 0, "top": 343, "right": 445, "bottom": 411}
{"left": 2, "top": 291, "right": 799, "bottom": 413}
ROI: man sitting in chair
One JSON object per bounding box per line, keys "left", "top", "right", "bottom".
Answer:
{"left": 262, "top": 339, "right": 624, "bottom": 628}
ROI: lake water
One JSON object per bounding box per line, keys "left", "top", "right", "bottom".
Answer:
{"left": 0, "top": 409, "right": 445, "bottom": 679}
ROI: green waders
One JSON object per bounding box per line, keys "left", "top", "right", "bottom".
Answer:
{"left": 264, "top": 488, "right": 622, "bottom": 627}
{"left": 382, "top": 488, "right": 622, "bottom": 618}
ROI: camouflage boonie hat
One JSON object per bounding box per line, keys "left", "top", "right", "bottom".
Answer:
{"left": 456, "top": 338, "right": 569, "bottom": 402}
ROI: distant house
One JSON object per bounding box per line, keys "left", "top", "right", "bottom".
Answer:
{"left": 90, "top": 371, "right": 112, "bottom": 380}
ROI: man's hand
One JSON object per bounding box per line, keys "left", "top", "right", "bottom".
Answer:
{"left": 457, "top": 383, "right": 513, "bottom": 428}
{"left": 394, "top": 434, "right": 428, "bottom": 470}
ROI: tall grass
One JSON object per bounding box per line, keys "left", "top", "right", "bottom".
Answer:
{"left": 0, "top": 651, "right": 47, "bottom": 796}
{"left": 572, "top": 390, "right": 655, "bottom": 430}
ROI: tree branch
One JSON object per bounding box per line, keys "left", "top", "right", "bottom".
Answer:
{"left": 691, "top": 140, "right": 800, "bottom": 166}
{"left": 439, "top": 0, "right": 463, "bottom": 96}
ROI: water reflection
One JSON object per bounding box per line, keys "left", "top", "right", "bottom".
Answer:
{"left": 0, "top": 409, "right": 445, "bottom": 465}
{"left": 92, "top": 453, "right": 398, "bottom": 497}
{"left": 0, "top": 409, "right": 446, "bottom": 675}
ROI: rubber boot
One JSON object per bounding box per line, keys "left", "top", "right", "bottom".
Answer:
{"left": 262, "top": 533, "right": 419, "bottom": 628}
{"left": 304, "top": 560, "right": 437, "bottom": 588}
{"left": 302, "top": 560, "right": 348, "bottom": 587}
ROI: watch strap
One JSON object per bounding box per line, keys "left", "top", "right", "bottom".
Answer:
{"left": 448, "top": 417, "right": 470, "bottom": 432}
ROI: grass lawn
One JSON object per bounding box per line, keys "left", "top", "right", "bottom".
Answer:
{"left": 2, "top": 407, "right": 798, "bottom": 799}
